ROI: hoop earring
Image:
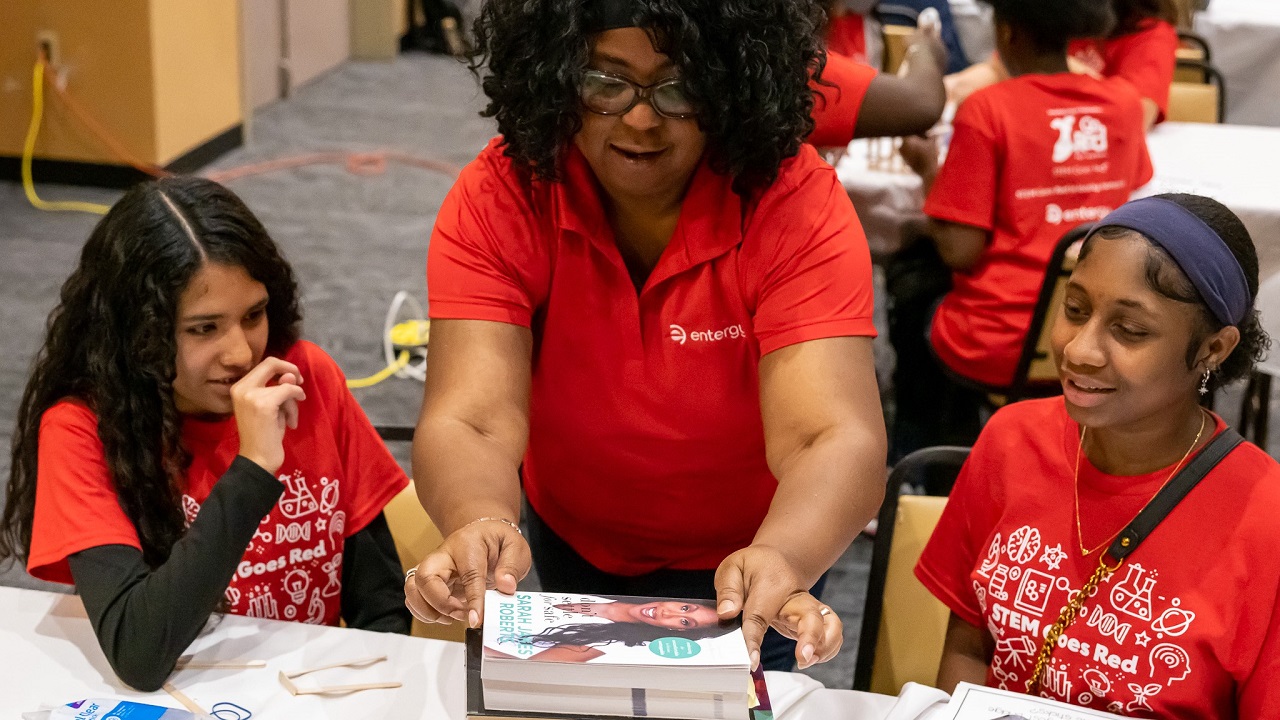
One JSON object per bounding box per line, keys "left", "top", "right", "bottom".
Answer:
{"left": 1199, "top": 369, "right": 1212, "bottom": 396}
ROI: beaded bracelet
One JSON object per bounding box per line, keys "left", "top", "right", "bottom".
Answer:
{"left": 464, "top": 516, "right": 522, "bottom": 535}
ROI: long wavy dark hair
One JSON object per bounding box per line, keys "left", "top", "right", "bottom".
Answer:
{"left": 509, "top": 618, "right": 735, "bottom": 649}
{"left": 469, "top": 0, "right": 828, "bottom": 197}
{"left": 0, "top": 177, "right": 301, "bottom": 568}
{"left": 1082, "top": 193, "right": 1268, "bottom": 393}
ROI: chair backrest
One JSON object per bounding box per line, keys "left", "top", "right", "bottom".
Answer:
{"left": 376, "top": 425, "right": 466, "bottom": 642}
{"left": 882, "top": 24, "right": 914, "bottom": 74}
{"left": 853, "top": 446, "right": 969, "bottom": 693}
{"left": 1004, "top": 223, "right": 1093, "bottom": 400}
{"left": 1168, "top": 59, "right": 1226, "bottom": 124}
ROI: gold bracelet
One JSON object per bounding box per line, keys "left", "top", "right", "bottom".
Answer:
{"left": 463, "top": 516, "right": 522, "bottom": 535}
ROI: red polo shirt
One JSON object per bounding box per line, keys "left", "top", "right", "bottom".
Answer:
{"left": 428, "top": 138, "right": 876, "bottom": 575}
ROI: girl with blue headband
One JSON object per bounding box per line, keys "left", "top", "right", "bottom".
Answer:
{"left": 915, "top": 194, "right": 1279, "bottom": 715}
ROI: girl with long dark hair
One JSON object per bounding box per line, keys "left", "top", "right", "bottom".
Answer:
{"left": 0, "top": 176, "right": 410, "bottom": 691}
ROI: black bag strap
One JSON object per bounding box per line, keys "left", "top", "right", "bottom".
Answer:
{"left": 1108, "top": 427, "right": 1243, "bottom": 562}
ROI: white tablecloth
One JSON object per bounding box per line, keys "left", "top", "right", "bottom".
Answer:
{"left": 0, "top": 585, "right": 946, "bottom": 720}
{"left": 1135, "top": 121, "right": 1280, "bottom": 276}
{"left": 838, "top": 122, "right": 1280, "bottom": 276}
{"left": 1194, "top": 0, "right": 1280, "bottom": 126}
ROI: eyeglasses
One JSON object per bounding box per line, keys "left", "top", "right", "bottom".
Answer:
{"left": 579, "top": 69, "right": 698, "bottom": 119}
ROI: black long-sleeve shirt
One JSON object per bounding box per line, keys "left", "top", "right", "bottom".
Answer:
{"left": 67, "top": 456, "right": 410, "bottom": 691}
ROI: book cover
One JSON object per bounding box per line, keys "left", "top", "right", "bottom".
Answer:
{"left": 481, "top": 590, "right": 749, "bottom": 684}
{"left": 466, "top": 629, "right": 774, "bottom": 720}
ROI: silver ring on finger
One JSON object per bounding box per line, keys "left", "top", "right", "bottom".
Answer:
{"left": 819, "top": 606, "right": 832, "bottom": 616}
{"left": 405, "top": 567, "right": 417, "bottom": 583}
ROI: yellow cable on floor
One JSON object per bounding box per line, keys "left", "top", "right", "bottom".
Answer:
{"left": 346, "top": 350, "right": 412, "bottom": 389}
{"left": 23, "top": 59, "right": 110, "bottom": 216}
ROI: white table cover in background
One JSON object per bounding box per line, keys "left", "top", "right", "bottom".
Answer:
{"left": 1135, "top": 121, "right": 1280, "bottom": 277}
{"left": 1194, "top": 0, "right": 1280, "bottom": 127}
{"left": 0, "top": 586, "right": 941, "bottom": 720}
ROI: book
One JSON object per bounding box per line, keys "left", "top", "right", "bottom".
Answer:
{"left": 942, "top": 682, "right": 1126, "bottom": 720}
{"left": 469, "top": 590, "right": 770, "bottom": 720}
{"left": 465, "top": 629, "right": 774, "bottom": 720}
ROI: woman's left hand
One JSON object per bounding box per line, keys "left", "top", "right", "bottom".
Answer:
{"left": 714, "top": 545, "right": 842, "bottom": 670}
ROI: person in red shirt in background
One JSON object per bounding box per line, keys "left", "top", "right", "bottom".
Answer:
{"left": 825, "top": 0, "right": 875, "bottom": 63}
{"left": 888, "top": 0, "right": 1151, "bottom": 460}
{"left": 404, "top": 0, "right": 888, "bottom": 674}
{"left": 0, "top": 177, "right": 411, "bottom": 691}
{"left": 1069, "top": 0, "right": 1179, "bottom": 128}
{"left": 915, "top": 194, "right": 1280, "bottom": 715}
{"left": 809, "top": 25, "right": 949, "bottom": 149}
{"left": 947, "top": 0, "right": 1179, "bottom": 131}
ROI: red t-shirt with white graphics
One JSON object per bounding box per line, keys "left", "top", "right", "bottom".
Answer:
{"left": 1069, "top": 20, "right": 1179, "bottom": 124}
{"left": 916, "top": 398, "right": 1280, "bottom": 717}
{"left": 28, "top": 340, "right": 408, "bottom": 626}
{"left": 428, "top": 139, "right": 876, "bottom": 575}
{"left": 925, "top": 73, "right": 1152, "bottom": 387}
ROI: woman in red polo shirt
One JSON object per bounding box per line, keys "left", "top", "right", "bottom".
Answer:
{"left": 890, "top": 0, "right": 1151, "bottom": 460}
{"left": 404, "top": 0, "right": 888, "bottom": 672}
{"left": 948, "top": 0, "right": 1179, "bottom": 130}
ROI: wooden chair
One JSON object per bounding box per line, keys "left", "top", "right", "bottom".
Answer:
{"left": 1168, "top": 59, "right": 1226, "bottom": 124}
{"left": 972, "top": 223, "right": 1093, "bottom": 408}
{"left": 882, "top": 24, "right": 914, "bottom": 74}
{"left": 853, "top": 447, "right": 968, "bottom": 693}
{"left": 375, "top": 425, "right": 465, "bottom": 642}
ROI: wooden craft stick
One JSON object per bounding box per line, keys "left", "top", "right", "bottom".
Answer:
{"left": 162, "top": 682, "right": 207, "bottom": 715}
{"left": 278, "top": 671, "right": 401, "bottom": 696}
{"left": 282, "top": 654, "right": 387, "bottom": 679}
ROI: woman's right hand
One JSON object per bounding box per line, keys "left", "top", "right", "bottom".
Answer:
{"left": 404, "top": 518, "right": 530, "bottom": 628}
{"left": 231, "top": 356, "right": 306, "bottom": 475}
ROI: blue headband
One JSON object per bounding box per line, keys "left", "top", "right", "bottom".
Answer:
{"left": 1089, "top": 197, "right": 1250, "bottom": 326}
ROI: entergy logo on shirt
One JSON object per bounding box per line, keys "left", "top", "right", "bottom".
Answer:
{"left": 669, "top": 323, "right": 745, "bottom": 345}
{"left": 1050, "top": 114, "right": 1109, "bottom": 163}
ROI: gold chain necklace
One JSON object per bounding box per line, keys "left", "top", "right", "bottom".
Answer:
{"left": 1073, "top": 409, "right": 1207, "bottom": 557}
{"left": 1029, "top": 410, "right": 1209, "bottom": 693}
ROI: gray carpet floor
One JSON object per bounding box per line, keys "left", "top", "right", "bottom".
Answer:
{"left": 0, "top": 54, "right": 873, "bottom": 689}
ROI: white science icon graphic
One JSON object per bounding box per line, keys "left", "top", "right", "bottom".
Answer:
{"left": 1110, "top": 563, "right": 1157, "bottom": 622}
{"left": 282, "top": 568, "right": 310, "bottom": 605}
{"left": 1151, "top": 598, "right": 1196, "bottom": 639}
{"left": 278, "top": 471, "right": 320, "bottom": 519}
{"left": 979, "top": 534, "right": 1003, "bottom": 578}
{"left": 1149, "top": 643, "right": 1192, "bottom": 686}
{"left": 1005, "top": 526, "right": 1042, "bottom": 565}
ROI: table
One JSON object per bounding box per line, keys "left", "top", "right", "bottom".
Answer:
{"left": 1135, "top": 121, "right": 1280, "bottom": 277}
{"left": 838, "top": 123, "right": 1280, "bottom": 276}
{"left": 1193, "top": 0, "right": 1280, "bottom": 127}
{"left": 1, "top": 586, "right": 945, "bottom": 720}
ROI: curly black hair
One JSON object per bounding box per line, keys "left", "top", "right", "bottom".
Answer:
{"left": 469, "top": 0, "right": 828, "bottom": 197}
{"left": 1081, "top": 193, "right": 1268, "bottom": 392}
{"left": 0, "top": 177, "right": 301, "bottom": 568}
{"left": 988, "top": 0, "right": 1116, "bottom": 51}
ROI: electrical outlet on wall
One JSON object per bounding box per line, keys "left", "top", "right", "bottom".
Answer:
{"left": 36, "top": 30, "right": 60, "bottom": 66}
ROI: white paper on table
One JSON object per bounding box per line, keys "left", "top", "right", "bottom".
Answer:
{"left": 941, "top": 683, "right": 1125, "bottom": 720}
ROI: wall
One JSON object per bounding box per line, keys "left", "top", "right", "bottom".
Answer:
{"left": 0, "top": 0, "right": 242, "bottom": 167}
{"left": 149, "top": 0, "right": 242, "bottom": 164}
{"left": 0, "top": 0, "right": 158, "bottom": 164}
